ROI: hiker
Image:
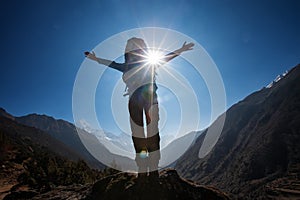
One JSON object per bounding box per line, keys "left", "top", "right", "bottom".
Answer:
{"left": 85, "top": 37, "right": 194, "bottom": 179}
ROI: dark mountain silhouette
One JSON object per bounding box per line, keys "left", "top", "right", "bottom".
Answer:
{"left": 0, "top": 108, "right": 14, "bottom": 120}
{"left": 0, "top": 115, "right": 103, "bottom": 200}
{"left": 15, "top": 112, "right": 138, "bottom": 172}
{"left": 15, "top": 114, "right": 105, "bottom": 169}
{"left": 175, "top": 64, "right": 300, "bottom": 199}
{"left": 0, "top": 108, "right": 104, "bottom": 169}
{"left": 0, "top": 109, "right": 138, "bottom": 171}
{"left": 0, "top": 112, "right": 82, "bottom": 161}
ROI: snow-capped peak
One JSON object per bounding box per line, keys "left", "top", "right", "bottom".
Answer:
{"left": 266, "top": 70, "right": 289, "bottom": 88}
{"left": 77, "top": 119, "right": 95, "bottom": 133}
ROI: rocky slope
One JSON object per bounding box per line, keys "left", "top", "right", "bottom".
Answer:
{"left": 175, "top": 64, "right": 300, "bottom": 199}
{"left": 0, "top": 115, "right": 81, "bottom": 162}
{"left": 0, "top": 116, "right": 103, "bottom": 200}
{"left": 15, "top": 113, "right": 138, "bottom": 171}
{"left": 16, "top": 114, "right": 105, "bottom": 169}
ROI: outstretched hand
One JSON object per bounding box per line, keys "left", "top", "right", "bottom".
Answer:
{"left": 179, "top": 42, "right": 194, "bottom": 53}
{"left": 85, "top": 51, "right": 98, "bottom": 61}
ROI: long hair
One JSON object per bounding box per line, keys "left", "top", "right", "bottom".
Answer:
{"left": 124, "top": 37, "right": 147, "bottom": 63}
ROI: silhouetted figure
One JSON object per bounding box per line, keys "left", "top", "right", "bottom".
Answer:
{"left": 85, "top": 37, "right": 194, "bottom": 180}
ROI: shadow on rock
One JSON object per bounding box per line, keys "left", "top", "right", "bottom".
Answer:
{"left": 85, "top": 169, "right": 230, "bottom": 200}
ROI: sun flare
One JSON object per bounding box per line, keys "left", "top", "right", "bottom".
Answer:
{"left": 145, "top": 49, "right": 164, "bottom": 65}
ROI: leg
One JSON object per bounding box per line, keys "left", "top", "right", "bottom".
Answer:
{"left": 145, "top": 103, "right": 159, "bottom": 138}
{"left": 132, "top": 136, "right": 148, "bottom": 175}
{"left": 145, "top": 101, "right": 160, "bottom": 173}
{"left": 129, "top": 94, "right": 145, "bottom": 139}
{"left": 147, "top": 134, "right": 160, "bottom": 179}
{"left": 128, "top": 94, "right": 147, "bottom": 175}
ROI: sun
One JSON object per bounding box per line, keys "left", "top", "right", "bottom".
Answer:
{"left": 145, "top": 49, "right": 164, "bottom": 65}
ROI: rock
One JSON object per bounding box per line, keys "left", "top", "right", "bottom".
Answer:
{"left": 2, "top": 169, "right": 229, "bottom": 200}
{"left": 3, "top": 190, "right": 38, "bottom": 200}
{"left": 85, "top": 169, "right": 230, "bottom": 200}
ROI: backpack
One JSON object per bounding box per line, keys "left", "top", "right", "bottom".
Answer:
{"left": 122, "top": 38, "right": 157, "bottom": 96}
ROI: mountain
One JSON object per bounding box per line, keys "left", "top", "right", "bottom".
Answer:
{"left": 0, "top": 115, "right": 103, "bottom": 200}
{"left": 0, "top": 108, "right": 15, "bottom": 120}
{"left": 0, "top": 109, "right": 105, "bottom": 169}
{"left": 16, "top": 112, "right": 197, "bottom": 171}
{"left": 16, "top": 114, "right": 124, "bottom": 169}
{"left": 0, "top": 111, "right": 81, "bottom": 161}
{"left": 15, "top": 111, "right": 137, "bottom": 171}
{"left": 0, "top": 108, "right": 137, "bottom": 172}
{"left": 15, "top": 114, "right": 103, "bottom": 168}
{"left": 77, "top": 120, "right": 135, "bottom": 153}
{"left": 175, "top": 64, "right": 300, "bottom": 199}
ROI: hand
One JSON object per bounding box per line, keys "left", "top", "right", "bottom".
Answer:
{"left": 179, "top": 42, "right": 194, "bottom": 53}
{"left": 85, "top": 51, "right": 98, "bottom": 61}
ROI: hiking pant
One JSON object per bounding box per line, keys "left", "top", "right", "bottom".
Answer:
{"left": 128, "top": 87, "right": 160, "bottom": 172}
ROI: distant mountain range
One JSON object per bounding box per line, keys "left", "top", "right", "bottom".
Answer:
{"left": 175, "top": 64, "right": 300, "bottom": 199}
{"left": 0, "top": 108, "right": 137, "bottom": 171}
{"left": 15, "top": 113, "right": 105, "bottom": 169}
{"left": 0, "top": 112, "right": 81, "bottom": 162}
{"left": 0, "top": 107, "right": 202, "bottom": 171}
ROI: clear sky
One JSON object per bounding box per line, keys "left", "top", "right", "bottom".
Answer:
{"left": 1, "top": 0, "right": 299, "bottom": 132}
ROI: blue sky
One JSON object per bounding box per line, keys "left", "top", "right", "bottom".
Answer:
{"left": 0, "top": 0, "right": 299, "bottom": 134}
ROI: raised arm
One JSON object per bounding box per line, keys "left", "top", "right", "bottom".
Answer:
{"left": 85, "top": 51, "right": 124, "bottom": 72}
{"left": 164, "top": 42, "right": 194, "bottom": 63}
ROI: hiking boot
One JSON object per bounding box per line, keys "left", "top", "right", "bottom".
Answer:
{"left": 148, "top": 170, "right": 159, "bottom": 184}
{"left": 136, "top": 172, "right": 148, "bottom": 186}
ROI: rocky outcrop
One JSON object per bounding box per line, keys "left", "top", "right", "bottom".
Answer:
{"left": 3, "top": 169, "right": 230, "bottom": 200}
{"left": 86, "top": 169, "right": 230, "bottom": 200}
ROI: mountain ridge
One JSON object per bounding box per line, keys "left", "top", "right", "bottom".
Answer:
{"left": 1, "top": 108, "right": 138, "bottom": 172}
{"left": 0, "top": 115, "right": 81, "bottom": 161}
{"left": 0, "top": 115, "right": 104, "bottom": 200}
{"left": 175, "top": 64, "right": 300, "bottom": 199}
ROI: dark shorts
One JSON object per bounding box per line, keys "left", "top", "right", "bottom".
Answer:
{"left": 128, "top": 85, "right": 160, "bottom": 153}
